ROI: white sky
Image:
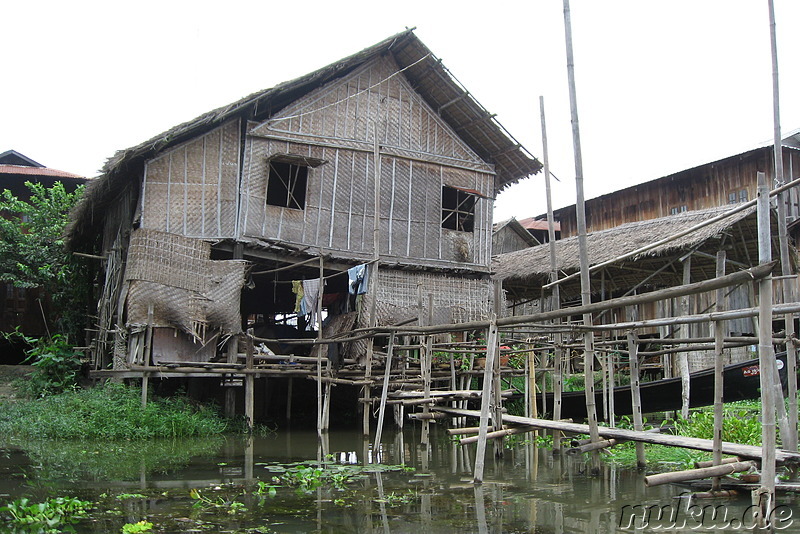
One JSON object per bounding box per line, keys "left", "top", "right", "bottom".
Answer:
{"left": 2, "top": 1, "right": 798, "bottom": 222}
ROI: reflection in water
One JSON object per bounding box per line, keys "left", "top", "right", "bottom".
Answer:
{"left": 1, "top": 425, "right": 798, "bottom": 533}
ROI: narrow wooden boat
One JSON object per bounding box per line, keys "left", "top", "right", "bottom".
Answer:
{"left": 545, "top": 352, "right": 788, "bottom": 420}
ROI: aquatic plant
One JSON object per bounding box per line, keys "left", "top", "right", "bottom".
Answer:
{"left": 0, "top": 496, "right": 92, "bottom": 530}
{"left": 121, "top": 520, "right": 154, "bottom": 533}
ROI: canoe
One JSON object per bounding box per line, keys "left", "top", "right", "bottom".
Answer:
{"left": 544, "top": 352, "right": 788, "bottom": 420}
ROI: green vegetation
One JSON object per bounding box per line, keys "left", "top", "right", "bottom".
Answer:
{"left": 262, "top": 459, "right": 414, "bottom": 494}
{"left": 604, "top": 401, "right": 765, "bottom": 468}
{"left": 0, "top": 382, "right": 229, "bottom": 439}
{"left": 0, "top": 181, "right": 88, "bottom": 340}
{"left": 4, "top": 331, "right": 84, "bottom": 397}
{"left": 121, "top": 521, "right": 154, "bottom": 533}
{"left": 0, "top": 496, "right": 92, "bottom": 531}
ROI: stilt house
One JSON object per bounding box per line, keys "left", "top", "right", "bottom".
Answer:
{"left": 67, "top": 30, "right": 541, "bottom": 370}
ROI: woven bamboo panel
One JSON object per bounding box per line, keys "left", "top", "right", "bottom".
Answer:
{"left": 125, "top": 229, "right": 245, "bottom": 342}
{"left": 219, "top": 121, "right": 240, "bottom": 235}
{"left": 142, "top": 157, "right": 169, "bottom": 231}
{"left": 167, "top": 149, "right": 186, "bottom": 234}
{"left": 367, "top": 269, "right": 491, "bottom": 327}
{"left": 126, "top": 229, "right": 209, "bottom": 293}
{"left": 250, "top": 56, "right": 484, "bottom": 166}
{"left": 185, "top": 141, "right": 204, "bottom": 236}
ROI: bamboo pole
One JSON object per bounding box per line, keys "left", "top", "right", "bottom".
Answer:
{"left": 769, "top": 0, "right": 798, "bottom": 454}
{"left": 627, "top": 331, "right": 646, "bottom": 468}
{"left": 460, "top": 425, "right": 538, "bottom": 445}
{"left": 141, "top": 372, "right": 148, "bottom": 408}
{"left": 644, "top": 460, "right": 756, "bottom": 487}
{"left": 245, "top": 331, "right": 255, "bottom": 432}
{"left": 562, "top": 0, "right": 600, "bottom": 473}
{"left": 374, "top": 333, "right": 395, "bottom": 447}
{"left": 679, "top": 257, "right": 692, "bottom": 420}
{"left": 316, "top": 255, "right": 325, "bottom": 434}
{"left": 712, "top": 250, "right": 726, "bottom": 491}
{"left": 540, "top": 95, "right": 563, "bottom": 451}
{"left": 473, "top": 316, "right": 499, "bottom": 483}
{"left": 756, "top": 171, "right": 777, "bottom": 508}
{"left": 436, "top": 407, "right": 800, "bottom": 464}
{"left": 363, "top": 120, "right": 382, "bottom": 437}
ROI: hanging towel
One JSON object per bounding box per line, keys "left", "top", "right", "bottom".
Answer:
{"left": 303, "top": 278, "right": 322, "bottom": 327}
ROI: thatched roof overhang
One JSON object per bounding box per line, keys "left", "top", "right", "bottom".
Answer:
{"left": 67, "top": 30, "right": 541, "bottom": 251}
{"left": 492, "top": 205, "right": 778, "bottom": 302}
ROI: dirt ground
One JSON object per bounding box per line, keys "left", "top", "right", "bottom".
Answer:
{"left": 0, "top": 365, "right": 33, "bottom": 401}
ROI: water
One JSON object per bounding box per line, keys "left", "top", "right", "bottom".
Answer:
{"left": 1, "top": 425, "right": 798, "bottom": 533}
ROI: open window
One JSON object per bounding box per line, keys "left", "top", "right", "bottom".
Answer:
{"left": 441, "top": 185, "right": 476, "bottom": 232}
{"left": 266, "top": 154, "right": 325, "bottom": 210}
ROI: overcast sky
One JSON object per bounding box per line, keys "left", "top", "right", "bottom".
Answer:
{"left": 2, "top": 1, "right": 798, "bottom": 222}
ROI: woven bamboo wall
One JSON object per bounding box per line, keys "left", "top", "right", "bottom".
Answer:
{"left": 125, "top": 229, "right": 246, "bottom": 342}
{"left": 140, "top": 120, "right": 240, "bottom": 238}
{"left": 241, "top": 56, "right": 495, "bottom": 269}
{"left": 366, "top": 269, "right": 492, "bottom": 327}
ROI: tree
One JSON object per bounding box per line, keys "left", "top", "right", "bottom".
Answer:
{"left": 0, "top": 181, "right": 87, "bottom": 341}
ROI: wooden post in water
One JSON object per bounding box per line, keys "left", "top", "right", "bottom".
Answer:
{"left": 141, "top": 372, "right": 149, "bottom": 408}
{"left": 769, "top": 0, "right": 798, "bottom": 453}
{"left": 374, "top": 333, "right": 395, "bottom": 447}
{"left": 473, "top": 316, "right": 499, "bottom": 483}
{"left": 245, "top": 330, "right": 255, "bottom": 432}
{"left": 540, "top": 95, "right": 563, "bottom": 451}
{"left": 712, "top": 250, "right": 726, "bottom": 491}
{"left": 679, "top": 257, "right": 692, "bottom": 420}
{"left": 316, "top": 255, "right": 325, "bottom": 434}
{"left": 626, "top": 331, "right": 645, "bottom": 468}
{"left": 562, "top": 0, "right": 601, "bottom": 471}
{"left": 756, "top": 171, "right": 776, "bottom": 521}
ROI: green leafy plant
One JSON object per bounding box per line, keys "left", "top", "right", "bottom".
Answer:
{"left": 0, "top": 181, "right": 88, "bottom": 340}
{"left": 189, "top": 488, "right": 247, "bottom": 514}
{"left": 0, "top": 496, "right": 92, "bottom": 530}
{"left": 122, "top": 520, "right": 154, "bottom": 533}
{"left": 4, "top": 330, "right": 84, "bottom": 397}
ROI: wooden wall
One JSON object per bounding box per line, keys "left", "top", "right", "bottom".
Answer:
{"left": 555, "top": 148, "right": 800, "bottom": 238}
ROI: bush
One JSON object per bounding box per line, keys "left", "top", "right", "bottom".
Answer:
{"left": 6, "top": 331, "right": 84, "bottom": 397}
{"left": 0, "top": 382, "right": 228, "bottom": 439}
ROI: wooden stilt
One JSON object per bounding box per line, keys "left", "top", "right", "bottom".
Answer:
{"left": 141, "top": 372, "right": 149, "bottom": 408}
{"left": 225, "top": 336, "right": 238, "bottom": 419}
{"left": 712, "top": 250, "right": 726, "bottom": 491}
{"left": 374, "top": 333, "right": 395, "bottom": 446}
{"left": 285, "top": 378, "right": 293, "bottom": 424}
{"left": 626, "top": 331, "right": 646, "bottom": 468}
{"left": 756, "top": 171, "right": 777, "bottom": 513}
{"left": 645, "top": 461, "right": 755, "bottom": 487}
{"left": 473, "top": 316, "right": 498, "bottom": 483}
{"left": 679, "top": 257, "right": 692, "bottom": 420}
{"left": 245, "top": 331, "right": 255, "bottom": 432}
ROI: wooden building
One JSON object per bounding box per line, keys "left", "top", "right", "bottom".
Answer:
{"left": 0, "top": 150, "right": 86, "bottom": 362}
{"left": 492, "top": 217, "right": 539, "bottom": 255}
{"left": 549, "top": 131, "right": 800, "bottom": 238}
{"left": 493, "top": 205, "right": 795, "bottom": 371}
{"left": 66, "top": 30, "right": 541, "bottom": 376}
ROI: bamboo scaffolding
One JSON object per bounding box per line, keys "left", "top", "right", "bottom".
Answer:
{"left": 434, "top": 407, "right": 800, "bottom": 464}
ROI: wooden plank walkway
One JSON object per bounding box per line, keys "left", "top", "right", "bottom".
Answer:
{"left": 433, "top": 407, "right": 800, "bottom": 465}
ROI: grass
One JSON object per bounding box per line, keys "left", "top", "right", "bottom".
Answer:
{"left": 0, "top": 382, "right": 229, "bottom": 439}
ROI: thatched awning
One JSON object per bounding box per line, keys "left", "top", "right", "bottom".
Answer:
{"left": 493, "top": 205, "right": 768, "bottom": 301}
{"left": 67, "top": 30, "right": 540, "bottom": 250}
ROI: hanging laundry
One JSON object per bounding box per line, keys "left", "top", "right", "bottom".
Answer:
{"left": 291, "top": 280, "right": 304, "bottom": 313}
{"left": 303, "top": 278, "right": 322, "bottom": 328}
{"left": 348, "top": 263, "right": 370, "bottom": 295}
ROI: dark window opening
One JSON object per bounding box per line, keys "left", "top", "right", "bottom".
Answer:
{"left": 267, "top": 160, "right": 308, "bottom": 209}
{"left": 442, "top": 186, "right": 476, "bottom": 232}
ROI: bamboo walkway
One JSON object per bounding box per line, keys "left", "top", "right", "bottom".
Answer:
{"left": 433, "top": 407, "right": 800, "bottom": 465}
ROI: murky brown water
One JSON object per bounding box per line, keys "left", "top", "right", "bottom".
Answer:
{"left": 1, "top": 425, "right": 798, "bottom": 533}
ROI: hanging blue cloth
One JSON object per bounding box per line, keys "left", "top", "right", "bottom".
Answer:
{"left": 348, "top": 264, "right": 370, "bottom": 295}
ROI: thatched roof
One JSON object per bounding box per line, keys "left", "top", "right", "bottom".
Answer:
{"left": 493, "top": 205, "right": 768, "bottom": 301}
{"left": 67, "top": 30, "right": 541, "bottom": 249}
